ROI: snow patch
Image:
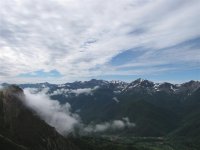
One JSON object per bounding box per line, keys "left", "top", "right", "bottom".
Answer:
{"left": 113, "top": 97, "right": 120, "bottom": 103}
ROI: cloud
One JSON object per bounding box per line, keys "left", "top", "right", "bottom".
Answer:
{"left": 83, "top": 117, "right": 135, "bottom": 133}
{"left": 50, "top": 88, "right": 70, "bottom": 96}
{"left": 23, "top": 88, "right": 80, "bottom": 135}
{"left": 70, "top": 86, "right": 99, "bottom": 96}
{"left": 49, "top": 86, "right": 99, "bottom": 97}
{"left": 0, "top": 0, "right": 199, "bottom": 83}
{"left": 22, "top": 87, "right": 135, "bottom": 136}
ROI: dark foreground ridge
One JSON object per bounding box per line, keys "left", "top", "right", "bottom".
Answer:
{"left": 0, "top": 85, "right": 78, "bottom": 150}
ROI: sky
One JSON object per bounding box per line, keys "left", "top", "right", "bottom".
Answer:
{"left": 0, "top": 0, "right": 200, "bottom": 83}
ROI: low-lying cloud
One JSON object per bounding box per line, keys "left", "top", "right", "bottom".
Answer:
{"left": 24, "top": 88, "right": 80, "bottom": 135}
{"left": 83, "top": 117, "right": 135, "bottom": 133}
{"left": 70, "top": 86, "right": 99, "bottom": 96}
{"left": 50, "top": 86, "right": 99, "bottom": 97}
{"left": 23, "top": 88, "right": 135, "bottom": 136}
{"left": 50, "top": 88, "right": 70, "bottom": 97}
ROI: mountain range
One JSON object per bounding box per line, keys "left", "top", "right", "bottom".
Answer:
{"left": 0, "top": 78, "right": 200, "bottom": 150}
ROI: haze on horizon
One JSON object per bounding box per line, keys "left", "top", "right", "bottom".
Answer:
{"left": 0, "top": 0, "right": 199, "bottom": 84}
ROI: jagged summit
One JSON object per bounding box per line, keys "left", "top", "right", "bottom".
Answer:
{"left": 132, "top": 78, "right": 154, "bottom": 86}
{"left": 2, "top": 79, "right": 200, "bottom": 96}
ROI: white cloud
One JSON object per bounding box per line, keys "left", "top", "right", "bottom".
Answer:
{"left": 22, "top": 88, "right": 135, "bottom": 136}
{"left": 23, "top": 88, "right": 80, "bottom": 135}
{"left": 70, "top": 88, "right": 93, "bottom": 96}
{"left": 70, "top": 86, "right": 99, "bottom": 96}
{"left": 49, "top": 86, "right": 99, "bottom": 96}
{"left": 50, "top": 88, "right": 69, "bottom": 96}
{"left": 0, "top": 0, "right": 199, "bottom": 83}
{"left": 83, "top": 117, "right": 135, "bottom": 133}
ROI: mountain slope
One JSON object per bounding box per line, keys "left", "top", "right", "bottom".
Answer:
{"left": 0, "top": 85, "right": 78, "bottom": 150}
{"left": 9, "top": 79, "right": 199, "bottom": 138}
{"left": 0, "top": 134, "right": 28, "bottom": 150}
{"left": 1, "top": 79, "right": 200, "bottom": 149}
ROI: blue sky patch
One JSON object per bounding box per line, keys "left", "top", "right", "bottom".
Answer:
{"left": 109, "top": 47, "right": 145, "bottom": 66}
{"left": 18, "top": 70, "right": 62, "bottom": 78}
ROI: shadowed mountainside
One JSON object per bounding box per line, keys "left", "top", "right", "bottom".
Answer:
{"left": 0, "top": 85, "right": 78, "bottom": 150}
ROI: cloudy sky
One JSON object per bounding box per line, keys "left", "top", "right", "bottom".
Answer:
{"left": 0, "top": 0, "right": 199, "bottom": 83}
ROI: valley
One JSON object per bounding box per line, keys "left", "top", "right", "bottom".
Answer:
{"left": 1, "top": 79, "right": 200, "bottom": 149}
